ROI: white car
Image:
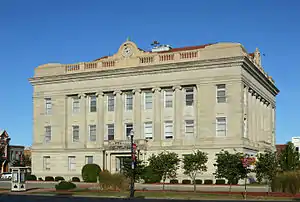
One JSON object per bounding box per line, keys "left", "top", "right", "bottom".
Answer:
{"left": 1, "top": 172, "right": 12, "bottom": 180}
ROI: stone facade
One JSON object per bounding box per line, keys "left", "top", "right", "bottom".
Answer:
{"left": 29, "top": 40, "right": 279, "bottom": 181}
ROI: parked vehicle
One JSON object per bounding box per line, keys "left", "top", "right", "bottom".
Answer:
{"left": 1, "top": 172, "right": 12, "bottom": 180}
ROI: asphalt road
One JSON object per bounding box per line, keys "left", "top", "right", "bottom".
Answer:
{"left": 0, "top": 181, "right": 269, "bottom": 192}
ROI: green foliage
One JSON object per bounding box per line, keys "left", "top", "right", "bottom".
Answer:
{"left": 26, "top": 174, "right": 37, "bottom": 181}
{"left": 215, "top": 179, "right": 226, "bottom": 184}
{"left": 204, "top": 179, "right": 213, "bottom": 184}
{"left": 255, "top": 150, "right": 279, "bottom": 184}
{"left": 45, "top": 176, "right": 54, "bottom": 181}
{"left": 279, "top": 142, "right": 300, "bottom": 172}
{"left": 81, "top": 163, "right": 101, "bottom": 183}
{"left": 148, "top": 151, "right": 180, "bottom": 188}
{"left": 120, "top": 158, "right": 145, "bottom": 182}
{"left": 214, "top": 150, "right": 247, "bottom": 185}
{"left": 54, "top": 176, "right": 65, "bottom": 181}
{"left": 195, "top": 179, "right": 202, "bottom": 184}
{"left": 271, "top": 171, "right": 300, "bottom": 195}
{"left": 71, "top": 177, "right": 80, "bottom": 182}
{"left": 182, "top": 179, "right": 191, "bottom": 184}
{"left": 170, "top": 179, "right": 178, "bottom": 184}
{"left": 23, "top": 154, "right": 32, "bottom": 167}
{"left": 141, "top": 166, "right": 162, "bottom": 183}
{"left": 55, "top": 181, "right": 76, "bottom": 190}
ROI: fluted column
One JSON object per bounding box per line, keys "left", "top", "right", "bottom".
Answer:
{"left": 254, "top": 93, "right": 259, "bottom": 144}
{"left": 271, "top": 106, "right": 276, "bottom": 146}
{"left": 114, "top": 90, "right": 123, "bottom": 140}
{"left": 173, "top": 85, "right": 182, "bottom": 141}
{"left": 264, "top": 101, "right": 270, "bottom": 144}
{"left": 243, "top": 86, "right": 248, "bottom": 138}
{"left": 96, "top": 91, "right": 104, "bottom": 148}
{"left": 79, "top": 93, "right": 87, "bottom": 146}
{"left": 250, "top": 90, "right": 256, "bottom": 143}
{"left": 133, "top": 89, "right": 141, "bottom": 139}
{"left": 248, "top": 89, "right": 253, "bottom": 141}
{"left": 63, "top": 95, "right": 69, "bottom": 148}
{"left": 196, "top": 85, "right": 200, "bottom": 139}
{"left": 152, "top": 87, "right": 161, "bottom": 142}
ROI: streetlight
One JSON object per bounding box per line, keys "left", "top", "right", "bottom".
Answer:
{"left": 129, "top": 130, "right": 135, "bottom": 198}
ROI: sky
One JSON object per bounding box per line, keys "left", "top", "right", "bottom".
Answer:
{"left": 0, "top": 0, "right": 299, "bottom": 146}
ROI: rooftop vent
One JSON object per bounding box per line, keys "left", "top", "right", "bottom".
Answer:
{"left": 151, "top": 41, "right": 172, "bottom": 52}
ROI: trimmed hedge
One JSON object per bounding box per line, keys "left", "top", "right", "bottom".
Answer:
{"left": 195, "top": 179, "right": 202, "bottom": 184}
{"left": 45, "top": 176, "right": 54, "bottom": 181}
{"left": 204, "top": 179, "right": 213, "bottom": 184}
{"left": 182, "top": 179, "right": 191, "bottom": 184}
{"left": 170, "top": 179, "right": 178, "bottom": 184}
{"left": 55, "top": 176, "right": 65, "bottom": 181}
{"left": 81, "top": 164, "right": 101, "bottom": 183}
{"left": 141, "top": 166, "right": 161, "bottom": 183}
{"left": 215, "top": 179, "right": 226, "bottom": 185}
{"left": 26, "top": 175, "right": 37, "bottom": 181}
{"left": 72, "top": 177, "right": 80, "bottom": 182}
{"left": 38, "top": 177, "right": 43, "bottom": 181}
{"left": 55, "top": 181, "right": 76, "bottom": 190}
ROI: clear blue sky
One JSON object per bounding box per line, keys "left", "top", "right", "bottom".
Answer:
{"left": 0, "top": 0, "right": 298, "bottom": 146}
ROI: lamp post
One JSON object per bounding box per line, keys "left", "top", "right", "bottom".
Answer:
{"left": 130, "top": 130, "right": 135, "bottom": 198}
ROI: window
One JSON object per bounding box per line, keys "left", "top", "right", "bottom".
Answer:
{"left": 107, "top": 94, "right": 115, "bottom": 112}
{"left": 164, "top": 121, "right": 173, "bottom": 139}
{"left": 85, "top": 156, "right": 93, "bottom": 164}
{"left": 89, "top": 125, "right": 96, "bottom": 142}
{"left": 125, "top": 123, "right": 133, "bottom": 137}
{"left": 90, "top": 95, "right": 97, "bottom": 112}
{"left": 44, "top": 126, "right": 51, "bottom": 143}
{"left": 144, "top": 122, "right": 153, "bottom": 139}
{"left": 107, "top": 124, "right": 114, "bottom": 140}
{"left": 43, "top": 156, "right": 50, "bottom": 171}
{"left": 125, "top": 93, "right": 133, "bottom": 111}
{"left": 72, "top": 97, "right": 80, "bottom": 113}
{"left": 68, "top": 156, "right": 76, "bottom": 171}
{"left": 185, "top": 120, "right": 194, "bottom": 135}
{"left": 216, "top": 117, "right": 227, "bottom": 136}
{"left": 164, "top": 89, "right": 173, "bottom": 108}
{"left": 144, "top": 91, "right": 153, "bottom": 109}
{"left": 45, "top": 98, "right": 52, "bottom": 115}
{"left": 216, "top": 84, "right": 226, "bottom": 103}
{"left": 72, "top": 125, "right": 80, "bottom": 142}
{"left": 185, "top": 88, "right": 194, "bottom": 106}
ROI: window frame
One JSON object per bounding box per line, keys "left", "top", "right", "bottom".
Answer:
{"left": 43, "top": 156, "right": 50, "bottom": 171}
{"left": 72, "top": 125, "right": 80, "bottom": 142}
{"left": 89, "top": 95, "right": 97, "bottom": 112}
{"left": 68, "top": 156, "right": 76, "bottom": 171}
{"left": 144, "top": 122, "right": 153, "bottom": 139}
{"left": 185, "top": 120, "right": 194, "bottom": 135}
{"left": 164, "top": 89, "right": 173, "bottom": 108}
{"left": 89, "top": 125, "right": 97, "bottom": 142}
{"left": 45, "top": 98, "right": 52, "bottom": 115}
{"left": 216, "top": 84, "right": 227, "bottom": 103}
{"left": 125, "top": 93, "right": 133, "bottom": 111}
{"left": 164, "top": 121, "right": 173, "bottom": 139}
{"left": 107, "top": 124, "right": 115, "bottom": 140}
{"left": 85, "top": 156, "right": 93, "bottom": 164}
{"left": 125, "top": 123, "right": 133, "bottom": 138}
{"left": 107, "top": 94, "right": 115, "bottom": 112}
{"left": 144, "top": 91, "right": 153, "bottom": 110}
{"left": 44, "top": 126, "right": 52, "bottom": 143}
{"left": 185, "top": 87, "right": 194, "bottom": 106}
{"left": 72, "top": 96, "right": 80, "bottom": 113}
{"left": 216, "top": 116, "right": 227, "bottom": 137}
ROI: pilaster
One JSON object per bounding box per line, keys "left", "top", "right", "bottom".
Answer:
{"left": 79, "top": 93, "right": 87, "bottom": 147}
{"left": 243, "top": 86, "right": 248, "bottom": 139}
{"left": 114, "top": 90, "right": 123, "bottom": 140}
{"left": 96, "top": 91, "right": 104, "bottom": 148}
{"left": 196, "top": 85, "right": 201, "bottom": 140}
{"left": 152, "top": 87, "right": 161, "bottom": 142}
{"left": 173, "top": 85, "right": 182, "bottom": 142}
{"left": 133, "top": 89, "right": 142, "bottom": 139}
{"left": 63, "top": 96, "right": 68, "bottom": 148}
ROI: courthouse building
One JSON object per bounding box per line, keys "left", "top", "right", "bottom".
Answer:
{"left": 29, "top": 40, "right": 279, "bottom": 181}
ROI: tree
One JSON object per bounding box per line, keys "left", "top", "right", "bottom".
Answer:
{"left": 23, "top": 154, "right": 32, "bottom": 167}
{"left": 121, "top": 158, "right": 145, "bottom": 182}
{"left": 148, "top": 151, "right": 180, "bottom": 190}
{"left": 81, "top": 164, "right": 101, "bottom": 182}
{"left": 182, "top": 150, "right": 208, "bottom": 192}
{"left": 214, "top": 150, "right": 247, "bottom": 192}
{"left": 255, "top": 150, "right": 279, "bottom": 193}
{"left": 279, "top": 142, "right": 300, "bottom": 172}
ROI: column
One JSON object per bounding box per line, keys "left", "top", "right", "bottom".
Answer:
{"left": 243, "top": 86, "right": 248, "bottom": 139}
{"left": 152, "top": 87, "right": 161, "bottom": 142}
{"left": 260, "top": 98, "right": 265, "bottom": 143}
{"left": 250, "top": 90, "right": 256, "bottom": 143}
{"left": 113, "top": 90, "right": 123, "bottom": 140}
{"left": 196, "top": 85, "right": 201, "bottom": 140}
{"left": 254, "top": 92, "right": 259, "bottom": 144}
{"left": 133, "top": 89, "right": 142, "bottom": 139}
{"left": 271, "top": 106, "right": 276, "bottom": 146}
{"left": 63, "top": 96, "right": 69, "bottom": 148}
{"left": 265, "top": 102, "right": 270, "bottom": 144}
{"left": 79, "top": 93, "right": 87, "bottom": 146}
{"left": 173, "top": 85, "right": 182, "bottom": 142}
{"left": 248, "top": 89, "right": 253, "bottom": 141}
{"left": 96, "top": 91, "right": 104, "bottom": 148}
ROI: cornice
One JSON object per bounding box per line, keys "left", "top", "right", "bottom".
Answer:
{"left": 29, "top": 56, "right": 244, "bottom": 85}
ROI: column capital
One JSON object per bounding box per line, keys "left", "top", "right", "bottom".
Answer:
{"left": 113, "top": 90, "right": 122, "bottom": 95}
{"left": 95, "top": 91, "right": 104, "bottom": 97}
{"left": 257, "top": 95, "right": 262, "bottom": 100}
{"left": 248, "top": 88, "right": 254, "bottom": 94}
{"left": 261, "top": 98, "right": 265, "bottom": 103}
{"left": 132, "top": 89, "right": 141, "bottom": 94}
{"left": 172, "top": 85, "right": 182, "bottom": 91}
{"left": 78, "top": 93, "right": 87, "bottom": 98}
{"left": 152, "top": 87, "right": 161, "bottom": 92}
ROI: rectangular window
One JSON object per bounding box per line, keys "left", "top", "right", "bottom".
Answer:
{"left": 185, "top": 120, "right": 194, "bottom": 135}
{"left": 144, "top": 91, "right": 153, "bottom": 110}
{"left": 72, "top": 97, "right": 80, "bottom": 113}
{"left": 125, "top": 123, "right": 133, "bottom": 137}
{"left": 144, "top": 122, "right": 153, "bottom": 139}
{"left": 185, "top": 87, "right": 194, "bottom": 106}
{"left": 68, "top": 156, "right": 76, "bottom": 171}
{"left": 90, "top": 95, "right": 97, "bottom": 112}
{"left": 217, "top": 84, "right": 226, "bottom": 103}
{"left": 164, "top": 89, "right": 173, "bottom": 108}
{"left": 44, "top": 126, "right": 51, "bottom": 143}
{"left": 89, "top": 125, "right": 96, "bottom": 142}
{"left": 216, "top": 117, "right": 227, "bottom": 136}
{"left": 43, "top": 156, "right": 50, "bottom": 171}
{"left": 72, "top": 125, "right": 80, "bottom": 142}
{"left": 85, "top": 156, "right": 93, "bottom": 164}
{"left": 164, "top": 121, "right": 173, "bottom": 139}
{"left": 107, "top": 124, "right": 114, "bottom": 140}
{"left": 125, "top": 93, "right": 133, "bottom": 111}
{"left": 45, "top": 98, "right": 52, "bottom": 115}
{"left": 107, "top": 94, "right": 115, "bottom": 112}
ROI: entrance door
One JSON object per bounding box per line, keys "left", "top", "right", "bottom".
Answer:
{"left": 116, "top": 156, "right": 131, "bottom": 173}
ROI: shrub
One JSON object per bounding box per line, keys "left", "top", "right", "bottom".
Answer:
{"left": 38, "top": 177, "right": 43, "bottom": 181}
{"left": 141, "top": 166, "right": 161, "bottom": 183}
{"left": 195, "top": 179, "right": 202, "bottom": 184}
{"left": 215, "top": 179, "right": 226, "bottom": 185}
{"left": 55, "top": 176, "right": 65, "bottom": 181}
{"left": 204, "top": 179, "right": 213, "bottom": 184}
{"left": 271, "top": 171, "right": 300, "bottom": 195}
{"left": 228, "top": 178, "right": 239, "bottom": 185}
{"left": 81, "top": 164, "right": 101, "bottom": 183}
{"left": 45, "top": 176, "right": 54, "bottom": 181}
{"left": 55, "top": 181, "right": 76, "bottom": 190}
{"left": 99, "top": 171, "right": 129, "bottom": 191}
{"left": 170, "top": 179, "right": 178, "bottom": 184}
{"left": 72, "top": 177, "right": 80, "bottom": 182}
{"left": 26, "top": 175, "right": 37, "bottom": 181}
{"left": 182, "top": 179, "right": 191, "bottom": 184}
